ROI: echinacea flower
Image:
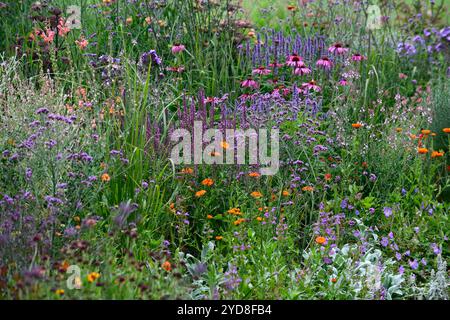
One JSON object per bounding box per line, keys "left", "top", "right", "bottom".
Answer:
{"left": 328, "top": 43, "right": 348, "bottom": 55}
{"left": 286, "top": 53, "right": 304, "bottom": 67}
{"left": 171, "top": 43, "right": 185, "bottom": 54}
{"left": 301, "top": 80, "right": 321, "bottom": 92}
{"left": 351, "top": 53, "right": 366, "bottom": 61}
{"left": 293, "top": 65, "right": 312, "bottom": 75}
{"left": 240, "top": 78, "right": 259, "bottom": 89}
{"left": 252, "top": 66, "right": 271, "bottom": 75}
{"left": 316, "top": 57, "right": 333, "bottom": 70}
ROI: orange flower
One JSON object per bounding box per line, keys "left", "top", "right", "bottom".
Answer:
{"left": 287, "top": 5, "right": 297, "bottom": 11}
{"left": 395, "top": 128, "right": 403, "bottom": 133}
{"left": 418, "top": 148, "right": 428, "bottom": 154}
{"left": 324, "top": 173, "right": 332, "bottom": 181}
{"left": 201, "top": 178, "right": 214, "bottom": 186}
{"left": 331, "top": 278, "right": 337, "bottom": 283}
{"left": 207, "top": 214, "right": 213, "bottom": 219}
{"left": 302, "top": 186, "right": 314, "bottom": 192}
{"left": 162, "top": 261, "right": 172, "bottom": 272}
{"left": 282, "top": 190, "right": 290, "bottom": 197}
{"left": 234, "top": 218, "right": 246, "bottom": 226}
{"left": 180, "top": 167, "right": 194, "bottom": 174}
{"left": 248, "top": 172, "right": 261, "bottom": 178}
{"left": 352, "top": 123, "right": 363, "bottom": 129}
{"left": 421, "top": 129, "right": 431, "bottom": 135}
{"left": 443, "top": 128, "right": 450, "bottom": 133}
{"left": 87, "top": 272, "right": 100, "bottom": 283}
{"left": 220, "top": 141, "right": 230, "bottom": 149}
{"left": 101, "top": 173, "right": 110, "bottom": 182}
{"left": 315, "top": 236, "right": 326, "bottom": 245}
{"left": 215, "top": 236, "right": 223, "bottom": 241}
{"left": 250, "top": 191, "right": 263, "bottom": 198}
{"left": 210, "top": 151, "right": 221, "bottom": 157}
{"left": 125, "top": 17, "right": 133, "bottom": 25}
{"left": 431, "top": 151, "right": 445, "bottom": 158}
{"left": 256, "top": 217, "right": 263, "bottom": 222}
{"left": 227, "top": 208, "right": 242, "bottom": 215}
{"left": 195, "top": 190, "right": 207, "bottom": 197}
{"left": 55, "top": 289, "right": 65, "bottom": 296}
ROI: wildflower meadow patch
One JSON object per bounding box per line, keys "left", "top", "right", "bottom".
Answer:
{"left": 0, "top": 0, "right": 448, "bottom": 303}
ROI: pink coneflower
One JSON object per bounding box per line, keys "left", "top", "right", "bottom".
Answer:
{"left": 40, "top": 28, "right": 55, "bottom": 43}
{"left": 286, "top": 53, "right": 304, "bottom": 67}
{"left": 75, "top": 37, "right": 89, "bottom": 50}
{"left": 252, "top": 66, "right": 271, "bottom": 75}
{"left": 316, "top": 57, "right": 333, "bottom": 70}
{"left": 171, "top": 43, "right": 185, "bottom": 54}
{"left": 269, "top": 61, "right": 284, "bottom": 68}
{"left": 351, "top": 53, "right": 366, "bottom": 61}
{"left": 328, "top": 42, "right": 348, "bottom": 55}
{"left": 293, "top": 65, "right": 311, "bottom": 75}
{"left": 57, "top": 18, "right": 70, "bottom": 37}
{"left": 301, "top": 80, "right": 321, "bottom": 92}
{"left": 241, "top": 78, "right": 259, "bottom": 89}
{"left": 338, "top": 79, "right": 349, "bottom": 86}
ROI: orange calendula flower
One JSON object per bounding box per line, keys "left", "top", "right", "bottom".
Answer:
{"left": 207, "top": 214, "right": 213, "bottom": 219}
{"left": 324, "top": 173, "right": 332, "bottom": 181}
{"left": 220, "top": 141, "right": 230, "bottom": 149}
{"left": 162, "top": 261, "right": 172, "bottom": 272}
{"left": 418, "top": 148, "right": 429, "bottom": 154}
{"left": 248, "top": 172, "right": 261, "bottom": 177}
{"left": 302, "top": 186, "right": 314, "bottom": 192}
{"left": 331, "top": 278, "right": 337, "bottom": 283}
{"left": 195, "top": 190, "right": 207, "bottom": 197}
{"left": 180, "top": 167, "right": 194, "bottom": 174}
{"left": 227, "top": 208, "right": 242, "bottom": 215}
{"left": 256, "top": 217, "right": 263, "bottom": 222}
{"left": 431, "top": 151, "right": 445, "bottom": 158}
{"left": 352, "top": 123, "right": 363, "bottom": 129}
{"left": 201, "top": 178, "right": 214, "bottom": 186}
{"left": 443, "top": 128, "right": 450, "bottom": 133}
{"left": 87, "top": 272, "right": 100, "bottom": 283}
{"left": 250, "top": 191, "right": 263, "bottom": 198}
{"left": 421, "top": 129, "right": 431, "bottom": 135}
{"left": 234, "top": 218, "right": 246, "bottom": 226}
{"left": 315, "top": 236, "right": 326, "bottom": 245}
{"left": 282, "top": 190, "right": 290, "bottom": 196}
{"left": 215, "top": 236, "right": 223, "bottom": 241}
{"left": 101, "top": 173, "right": 110, "bottom": 182}
{"left": 396, "top": 128, "right": 403, "bottom": 133}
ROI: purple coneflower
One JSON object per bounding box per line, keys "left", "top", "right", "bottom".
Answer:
{"left": 328, "top": 42, "right": 348, "bottom": 55}
{"left": 252, "top": 66, "right": 271, "bottom": 75}
{"left": 171, "top": 43, "right": 185, "bottom": 54}
{"left": 286, "top": 53, "right": 304, "bottom": 67}
{"left": 293, "top": 65, "right": 311, "bottom": 75}
{"left": 241, "top": 78, "right": 259, "bottom": 89}
{"left": 316, "top": 57, "right": 333, "bottom": 70}
{"left": 351, "top": 53, "right": 366, "bottom": 61}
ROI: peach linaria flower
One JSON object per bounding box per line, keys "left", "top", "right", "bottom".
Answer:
{"left": 418, "top": 148, "right": 429, "bottom": 154}
{"left": 352, "top": 123, "right": 363, "bottom": 129}
{"left": 101, "top": 173, "right": 110, "bottom": 182}
{"left": 41, "top": 28, "right": 55, "bottom": 43}
{"left": 201, "top": 178, "right": 214, "bottom": 187}
{"left": 195, "top": 190, "right": 207, "bottom": 198}
{"left": 315, "top": 236, "right": 326, "bottom": 245}
{"left": 443, "top": 128, "right": 450, "bottom": 133}
{"left": 75, "top": 37, "right": 89, "bottom": 50}
{"left": 250, "top": 191, "right": 263, "bottom": 198}
{"left": 145, "top": 17, "right": 152, "bottom": 25}
{"left": 162, "top": 261, "right": 172, "bottom": 272}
